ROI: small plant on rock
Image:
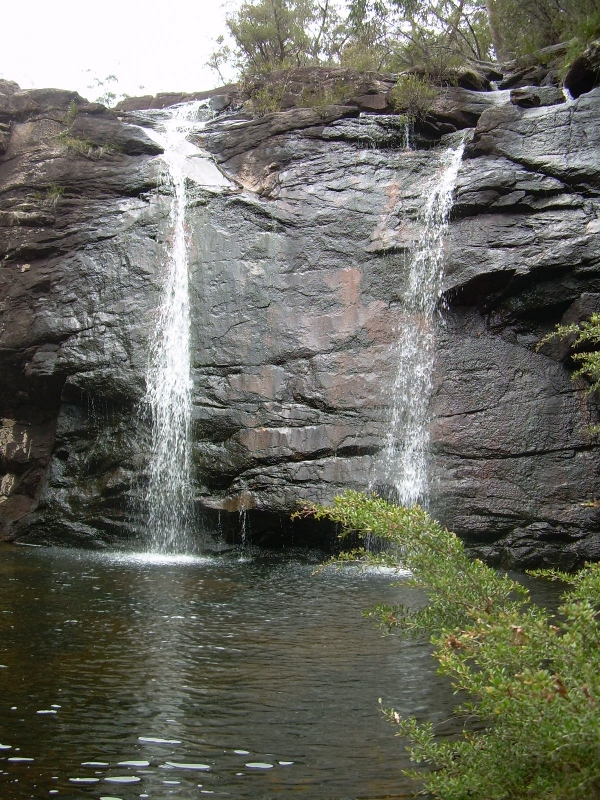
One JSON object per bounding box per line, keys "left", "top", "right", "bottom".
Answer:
{"left": 299, "top": 80, "right": 349, "bottom": 109}
{"left": 390, "top": 74, "right": 437, "bottom": 121}
{"left": 45, "top": 184, "right": 65, "bottom": 207}
{"left": 246, "top": 79, "right": 289, "bottom": 116}
{"left": 66, "top": 100, "right": 79, "bottom": 126}
{"left": 538, "top": 312, "right": 600, "bottom": 391}
{"left": 57, "top": 132, "right": 119, "bottom": 159}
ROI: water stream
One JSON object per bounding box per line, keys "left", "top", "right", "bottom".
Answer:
{"left": 144, "top": 103, "right": 229, "bottom": 553}
{"left": 377, "top": 142, "right": 464, "bottom": 506}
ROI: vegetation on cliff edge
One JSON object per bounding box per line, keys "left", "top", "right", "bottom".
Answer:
{"left": 210, "top": 0, "right": 600, "bottom": 83}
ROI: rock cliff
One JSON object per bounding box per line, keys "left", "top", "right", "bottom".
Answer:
{"left": 1, "top": 68, "right": 599, "bottom": 567}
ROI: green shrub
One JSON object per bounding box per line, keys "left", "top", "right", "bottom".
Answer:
{"left": 299, "top": 491, "right": 600, "bottom": 799}
{"left": 57, "top": 132, "right": 119, "bottom": 159}
{"left": 538, "top": 312, "right": 600, "bottom": 391}
{"left": 45, "top": 184, "right": 65, "bottom": 207}
{"left": 389, "top": 74, "right": 437, "bottom": 121}
{"left": 32, "top": 183, "right": 65, "bottom": 206}
{"left": 245, "top": 79, "right": 289, "bottom": 115}
{"left": 298, "top": 80, "right": 349, "bottom": 109}
{"left": 66, "top": 100, "right": 79, "bottom": 126}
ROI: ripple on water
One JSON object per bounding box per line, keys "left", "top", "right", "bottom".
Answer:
{"left": 0, "top": 543, "right": 457, "bottom": 799}
{"left": 139, "top": 736, "right": 181, "bottom": 745}
{"left": 95, "top": 552, "right": 215, "bottom": 567}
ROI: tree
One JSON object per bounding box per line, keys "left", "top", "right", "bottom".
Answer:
{"left": 223, "top": 0, "right": 342, "bottom": 75}
{"left": 85, "top": 72, "right": 128, "bottom": 108}
{"left": 347, "top": 0, "right": 494, "bottom": 74}
{"left": 486, "top": 0, "right": 600, "bottom": 59}
{"left": 210, "top": 0, "right": 600, "bottom": 89}
{"left": 206, "top": 36, "right": 233, "bottom": 85}
{"left": 298, "top": 491, "right": 600, "bottom": 799}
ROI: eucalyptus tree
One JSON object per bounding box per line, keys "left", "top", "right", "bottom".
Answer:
{"left": 209, "top": 0, "right": 600, "bottom": 83}
{"left": 347, "top": 0, "right": 494, "bottom": 72}
{"left": 486, "top": 0, "right": 600, "bottom": 59}
{"left": 347, "top": 0, "right": 600, "bottom": 66}
{"left": 224, "top": 0, "right": 344, "bottom": 73}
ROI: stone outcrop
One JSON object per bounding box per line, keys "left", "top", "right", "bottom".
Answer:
{"left": 564, "top": 40, "right": 600, "bottom": 99}
{"left": 1, "top": 71, "right": 599, "bottom": 566}
{"left": 0, "top": 83, "right": 164, "bottom": 544}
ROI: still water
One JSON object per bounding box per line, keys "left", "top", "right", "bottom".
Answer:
{"left": 0, "top": 543, "right": 457, "bottom": 799}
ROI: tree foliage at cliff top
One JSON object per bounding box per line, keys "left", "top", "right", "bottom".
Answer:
{"left": 297, "top": 492, "right": 600, "bottom": 799}
{"left": 212, "top": 0, "right": 600, "bottom": 79}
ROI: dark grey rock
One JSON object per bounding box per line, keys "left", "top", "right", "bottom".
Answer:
{"left": 498, "top": 42, "right": 569, "bottom": 90}
{"left": 0, "top": 87, "right": 105, "bottom": 124}
{"left": 114, "top": 84, "right": 242, "bottom": 112}
{"left": 510, "top": 85, "right": 564, "bottom": 107}
{"left": 428, "top": 87, "right": 511, "bottom": 129}
{"left": 429, "top": 309, "right": 600, "bottom": 569}
{"left": 69, "top": 114, "right": 163, "bottom": 156}
{"left": 0, "top": 76, "right": 599, "bottom": 566}
{"left": 465, "top": 88, "right": 600, "bottom": 188}
{"left": 202, "top": 105, "right": 360, "bottom": 164}
{"left": 0, "top": 86, "right": 165, "bottom": 541}
{"left": 564, "top": 40, "right": 600, "bottom": 99}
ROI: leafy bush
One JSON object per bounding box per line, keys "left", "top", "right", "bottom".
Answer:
{"left": 390, "top": 74, "right": 437, "bottom": 120}
{"left": 57, "top": 132, "right": 119, "bottom": 159}
{"left": 221, "top": 0, "right": 342, "bottom": 75}
{"left": 246, "top": 80, "right": 289, "bottom": 115}
{"left": 298, "top": 80, "right": 349, "bottom": 109}
{"left": 66, "top": 100, "right": 79, "bottom": 126}
{"left": 211, "top": 0, "right": 600, "bottom": 86}
{"left": 44, "top": 184, "right": 65, "bottom": 207}
{"left": 298, "top": 491, "right": 600, "bottom": 799}
{"left": 538, "top": 312, "right": 600, "bottom": 391}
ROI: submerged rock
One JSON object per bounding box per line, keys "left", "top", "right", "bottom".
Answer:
{"left": 0, "top": 71, "right": 599, "bottom": 566}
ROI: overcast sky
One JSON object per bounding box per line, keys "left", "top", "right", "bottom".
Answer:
{"left": 1, "top": 0, "right": 239, "bottom": 102}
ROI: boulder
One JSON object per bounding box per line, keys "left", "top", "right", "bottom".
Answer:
{"left": 69, "top": 114, "right": 163, "bottom": 156}
{"left": 564, "top": 40, "right": 600, "bottom": 98}
{"left": 509, "top": 85, "right": 564, "bottom": 107}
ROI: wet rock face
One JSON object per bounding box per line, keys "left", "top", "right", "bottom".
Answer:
{"left": 564, "top": 40, "right": 600, "bottom": 99}
{"left": 1, "top": 75, "right": 599, "bottom": 566}
{"left": 193, "top": 90, "right": 600, "bottom": 567}
{"left": 0, "top": 84, "right": 165, "bottom": 545}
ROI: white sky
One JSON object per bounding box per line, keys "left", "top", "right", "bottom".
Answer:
{"left": 1, "top": 0, "right": 240, "bottom": 102}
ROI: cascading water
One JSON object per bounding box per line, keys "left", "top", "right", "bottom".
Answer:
{"left": 377, "top": 141, "right": 464, "bottom": 507}
{"left": 144, "top": 102, "right": 204, "bottom": 553}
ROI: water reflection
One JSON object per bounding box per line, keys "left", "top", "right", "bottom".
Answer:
{"left": 0, "top": 543, "right": 456, "bottom": 798}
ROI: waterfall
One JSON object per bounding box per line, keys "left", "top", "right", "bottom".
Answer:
{"left": 144, "top": 102, "right": 203, "bottom": 553}
{"left": 378, "top": 141, "right": 464, "bottom": 507}
{"left": 402, "top": 117, "right": 413, "bottom": 151}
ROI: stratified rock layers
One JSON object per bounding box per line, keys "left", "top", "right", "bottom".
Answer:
{"left": 1, "top": 77, "right": 599, "bottom": 566}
